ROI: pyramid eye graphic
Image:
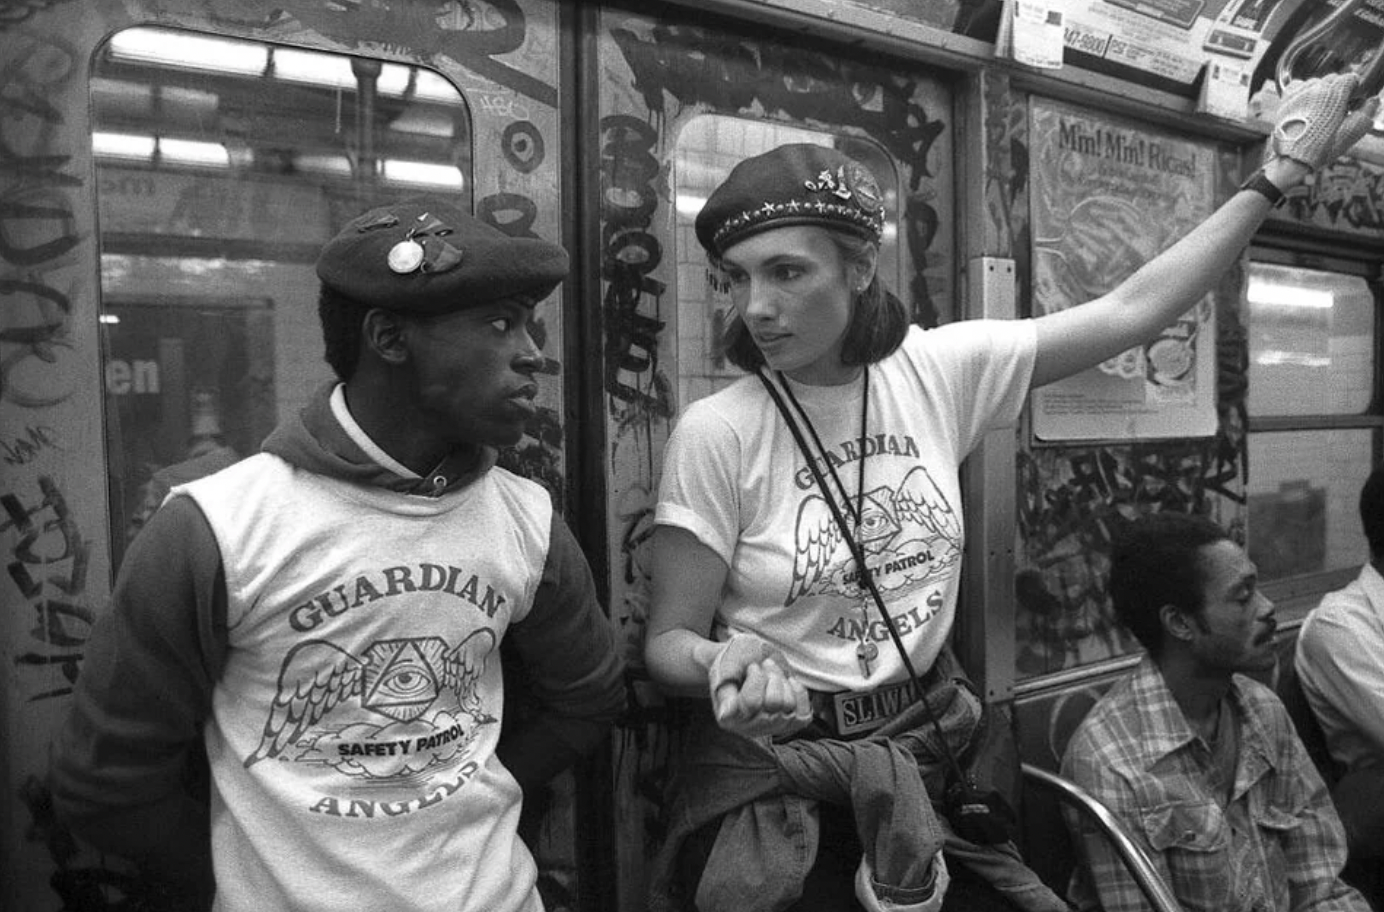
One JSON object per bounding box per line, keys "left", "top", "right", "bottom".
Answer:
{"left": 856, "top": 493, "right": 900, "bottom": 547}
{"left": 363, "top": 640, "right": 444, "bottom": 723}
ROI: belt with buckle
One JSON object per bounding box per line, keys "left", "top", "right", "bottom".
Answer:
{"left": 810, "top": 675, "right": 935, "bottom": 739}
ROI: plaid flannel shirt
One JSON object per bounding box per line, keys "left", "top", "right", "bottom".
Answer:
{"left": 1060, "top": 657, "right": 1367, "bottom": 912}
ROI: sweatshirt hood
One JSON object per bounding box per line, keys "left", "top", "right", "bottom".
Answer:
{"left": 261, "top": 382, "right": 496, "bottom": 496}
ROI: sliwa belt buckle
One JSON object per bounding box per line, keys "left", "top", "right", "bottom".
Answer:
{"left": 831, "top": 677, "right": 922, "bottom": 737}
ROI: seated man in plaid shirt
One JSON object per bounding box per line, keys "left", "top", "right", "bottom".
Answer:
{"left": 1061, "top": 512, "right": 1367, "bottom": 912}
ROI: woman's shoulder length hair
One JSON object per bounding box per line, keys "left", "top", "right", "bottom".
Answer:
{"left": 718, "top": 228, "right": 910, "bottom": 374}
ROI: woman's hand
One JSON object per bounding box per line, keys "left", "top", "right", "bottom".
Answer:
{"left": 1269, "top": 73, "right": 1380, "bottom": 171}
{"left": 708, "top": 634, "right": 813, "bottom": 739}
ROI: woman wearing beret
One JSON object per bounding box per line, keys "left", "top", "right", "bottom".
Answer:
{"left": 644, "top": 74, "right": 1379, "bottom": 912}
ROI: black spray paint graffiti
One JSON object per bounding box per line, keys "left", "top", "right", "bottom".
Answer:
{"left": 501, "top": 120, "right": 545, "bottom": 174}
{"left": 1283, "top": 161, "right": 1384, "bottom": 232}
{"left": 2, "top": 28, "right": 90, "bottom": 689}
{"left": 2, "top": 29, "right": 83, "bottom": 410}
{"left": 1014, "top": 442, "right": 1226, "bottom": 674}
{"left": 135, "top": 0, "right": 554, "bottom": 108}
{"left": 4, "top": 27, "right": 181, "bottom": 912}
{"left": 600, "top": 114, "right": 671, "bottom": 428}
{"left": 615, "top": 490, "right": 657, "bottom": 663}
{"left": 609, "top": 22, "right": 949, "bottom": 326}
{"left": 4, "top": 475, "right": 91, "bottom": 703}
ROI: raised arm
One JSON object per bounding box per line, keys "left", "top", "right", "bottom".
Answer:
{"left": 1032, "top": 73, "right": 1379, "bottom": 389}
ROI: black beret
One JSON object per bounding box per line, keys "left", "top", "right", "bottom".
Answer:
{"left": 695, "top": 144, "right": 886, "bottom": 257}
{"left": 316, "top": 196, "right": 569, "bottom": 314}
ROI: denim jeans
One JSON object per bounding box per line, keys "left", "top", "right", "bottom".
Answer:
{"left": 647, "top": 649, "right": 1068, "bottom": 912}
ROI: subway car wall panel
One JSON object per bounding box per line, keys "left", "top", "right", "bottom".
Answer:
{"left": 4, "top": 1, "right": 1384, "bottom": 911}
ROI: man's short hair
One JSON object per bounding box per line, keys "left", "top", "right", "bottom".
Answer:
{"left": 1108, "top": 511, "right": 1231, "bottom": 659}
{"left": 1360, "top": 463, "right": 1384, "bottom": 559}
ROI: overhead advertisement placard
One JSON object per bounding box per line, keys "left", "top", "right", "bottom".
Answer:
{"left": 1056, "top": 0, "right": 1384, "bottom": 95}
{"left": 1029, "top": 97, "right": 1220, "bottom": 441}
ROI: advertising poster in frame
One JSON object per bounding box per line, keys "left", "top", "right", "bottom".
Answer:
{"left": 1029, "top": 96, "right": 1220, "bottom": 442}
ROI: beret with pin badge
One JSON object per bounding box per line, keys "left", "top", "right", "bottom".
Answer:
{"left": 315, "top": 196, "right": 570, "bottom": 315}
{"left": 695, "top": 143, "right": 887, "bottom": 258}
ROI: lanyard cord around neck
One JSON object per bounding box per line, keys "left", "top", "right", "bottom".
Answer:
{"left": 779, "top": 368, "right": 869, "bottom": 529}
{"left": 756, "top": 367, "right": 970, "bottom": 785}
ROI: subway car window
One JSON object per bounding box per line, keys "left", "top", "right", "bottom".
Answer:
{"left": 1245, "top": 259, "right": 1381, "bottom": 601}
{"left": 91, "top": 27, "right": 471, "bottom": 566}
{"left": 1247, "top": 264, "right": 1374, "bottom": 418}
{"left": 672, "top": 115, "right": 901, "bottom": 406}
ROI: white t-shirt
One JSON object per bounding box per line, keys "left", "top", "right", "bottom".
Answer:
{"left": 179, "top": 455, "right": 548, "bottom": 912}
{"left": 1296, "top": 562, "right": 1384, "bottom": 772}
{"left": 657, "top": 320, "right": 1037, "bottom": 693}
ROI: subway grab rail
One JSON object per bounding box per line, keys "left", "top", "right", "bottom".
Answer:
{"left": 1020, "top": 763, "right": 1186, "bottom": 912}
{"left": 1275, "top": 0, "right": 1384, "bottom": 102}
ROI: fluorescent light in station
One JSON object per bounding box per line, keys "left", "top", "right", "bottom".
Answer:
{"left": 412, "top": 70, "right": 462, "bottom": 103}
{"left": 675, "top": 194, "right": 707, "bottom": 216}
{"left": 109, "top": 28, "right": 267, "bottom": 75}
{"left": 273, "top": 48, "right": 356, "bottom": 88}
{"left": 383, "top": 159, "right": 464, "bottom": 189}
{"left": 1247, "top": 280, "right": 1333, "bottom": 310}
{"left": 93, "top": 131, "right": 156, "bottom": 161}
{"left": 1254, "top": 351, "right": 1330, "bottom": 367}
{"left": 296, "top": 153, "right": 354, "bottom": 177}
{"left": 389, "top": 109, "right": 455, "bottom": 138}
{"left": 376, "top": 65, "right": 462, "bottom": 103}
{"left": 160, "top": 137, "right": 230, "bottom": 168}
{"left": 376, "top": 64, "right": 413, "bottom": 96}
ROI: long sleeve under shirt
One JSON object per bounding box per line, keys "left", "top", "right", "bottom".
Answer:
{"left": 49, "top": 382, "right": 625, "bottom": 912}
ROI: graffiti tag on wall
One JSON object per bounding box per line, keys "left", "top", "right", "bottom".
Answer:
{"left": 1278, "top": 157, "right": 1384, "bottom": 235}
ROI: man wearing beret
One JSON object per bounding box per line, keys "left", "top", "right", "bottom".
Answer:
{"left": 50, "top": 197, "right": 626, "bottom": 912}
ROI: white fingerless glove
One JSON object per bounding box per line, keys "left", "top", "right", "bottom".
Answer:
{"left": 1268, "top": 72, "right": 1378, "bottom": 170}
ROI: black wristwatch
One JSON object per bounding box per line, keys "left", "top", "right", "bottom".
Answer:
{"left": 1239, "top": 168, "right": 1286, "bottom": 207}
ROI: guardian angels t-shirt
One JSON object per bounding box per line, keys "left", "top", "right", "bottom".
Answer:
{"left": 657, "top": 320, "right": 1036, "bottom": 693}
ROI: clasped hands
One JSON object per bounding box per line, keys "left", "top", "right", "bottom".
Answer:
{"left": 707, "top": 634, "right": 814, "bottom": 739}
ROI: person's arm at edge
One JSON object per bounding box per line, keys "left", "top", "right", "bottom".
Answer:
{"left": 1297, "top": 608, "right": 1384, "bottom": 760}
{"left": 1270, "top": 699, "right": 1372, "bottom": 912}
{"left": 1033, "top": 74, "right": 1380, "bottom": 389}
{"left": 496, "top": 512, "right": 626, "bottom": 795}
{"left": 643, "top": 525, "right": 811, "bottom": 736}
{"left": 48, "top": 495, "right": 226, "bottom": 893}
{"left": 642, "top": 525, "right": 729, "bottom": 697}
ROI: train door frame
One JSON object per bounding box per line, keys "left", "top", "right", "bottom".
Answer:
{"left": 2, "top": 5, "right": 605, "bottom": 910}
